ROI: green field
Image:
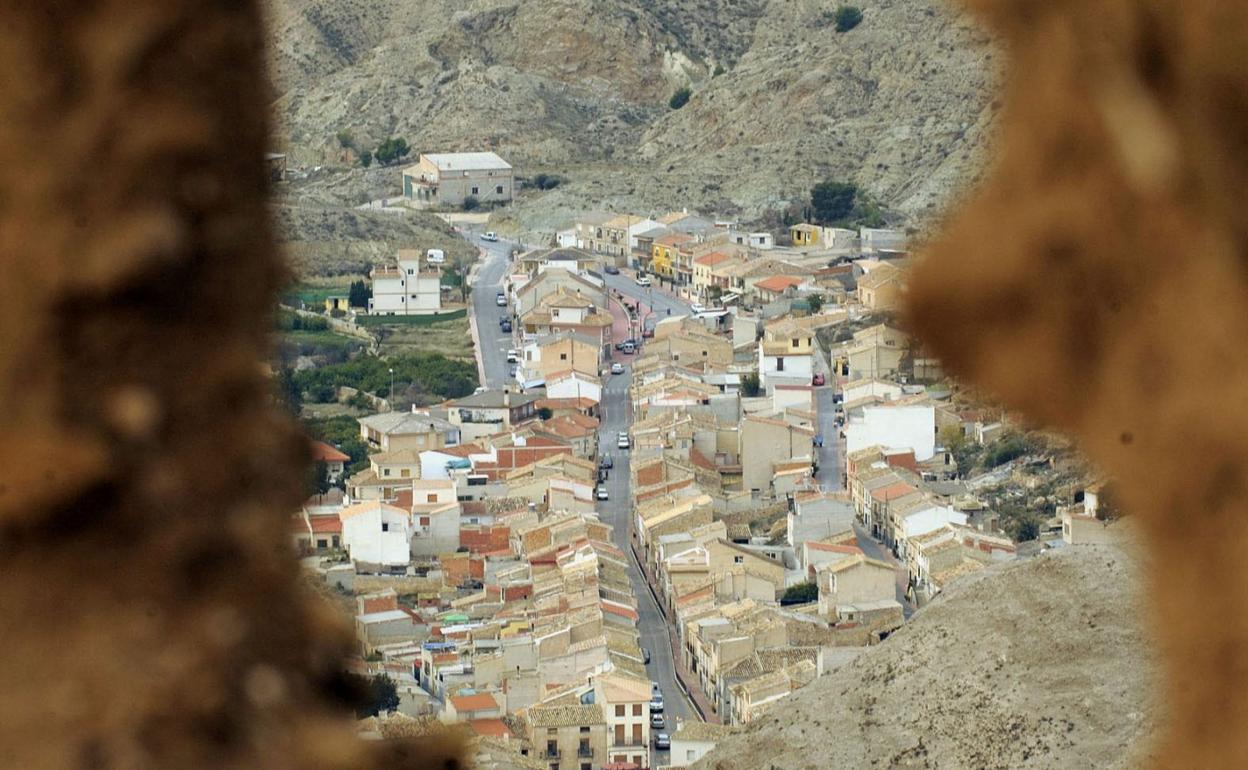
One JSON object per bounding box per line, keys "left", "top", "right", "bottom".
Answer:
{"left": 280, "top": 329, "right": 357, "bottom": 350}
{"left": 281, "top": 280, "right": 356, "bottom": 309}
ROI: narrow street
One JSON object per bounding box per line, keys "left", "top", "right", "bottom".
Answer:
{"left": 467, "top": 233, "right": 518, "bottom": 390}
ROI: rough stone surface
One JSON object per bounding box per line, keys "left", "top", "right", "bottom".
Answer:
{"left": 0, "top": 2, "right": 462, "bottom": 769}
{"left": 697, "top": 539, "right": 1160, "bottom": 770}
{"left": 907, "top": 0, "right": 1248, "bottom": 766}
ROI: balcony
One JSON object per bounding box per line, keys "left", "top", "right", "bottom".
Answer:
{"left": 577, "top": 747, "right": 594, "bottom": 758}
{"left": 542, "top": 749, "right": 561, "bottom": 759}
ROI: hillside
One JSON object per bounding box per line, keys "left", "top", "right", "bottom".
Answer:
{"left": 265, "top": 0, "right": 998, "bottom": 240}
{"left": 273, "top": 204, "right": 475, "bottom": 276}
{"left": 695, "top": 535, "right": 1161, "bottom": 770}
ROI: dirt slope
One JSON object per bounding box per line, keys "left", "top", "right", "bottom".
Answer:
{"left": 265, "top": 0, "right": 997, "bottom": 230}
{"left": 696, "top": 536, "right": 1161, "bottom": 770}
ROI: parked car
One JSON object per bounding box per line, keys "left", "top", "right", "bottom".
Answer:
{"left": 641, "top": 327, "right": 654, "bottom": 338}
{"left": 617, "top": 433, "right": 630, "bottom": 449}
{"left": 654, "top": 733, "right": 670, "bottom": 751}
{"left": 689, "top": 302, "right": 706, "bottom": 314}
{"left": 650, "top": 712, "right": 665, "bottom": 729}
{"left": 598, "top": 468, "right": 608, "bottom": 483}
{"left": 621, "top": 341, "right": 636, "bottom": 354}
{"left": 500, "top": 320, "right": 512, "bottom": 333}
{"left": 611, "top": 362, "right": 624, "bottom": 375}
{"left": 642, "top": 648, "right": 650, "bottom": 664}
{"left": 614, "top": 338, "right": 639, "bottom": 351}
{"left": 509, "top": 364, "right": 518, "bottom": 377}
{"left": 495, "top": 292, "right": 507, "bottom": 307}
{"left": 605, "top": 264, "right": 620, "bottom": 275}
{"left": 599, "top": 454, "right": 613, "bottom": 470}
{"left": 481, "top": 231, "right": 499, "bottom": 242}
{"left": 506, "top": 349, "right": 519, "bottom": 363}
{"left": 596, "top": 487, "right": 609, "bottom": 501}
{"left": 812, "top": 372, "right": 826, "bottom": 386}
{"left": 635, "top": 274, "right": 652, "bottom": 287}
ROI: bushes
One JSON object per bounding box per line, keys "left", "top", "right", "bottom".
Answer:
{"left": 983, "top": 435, "right": 1035, "bottom": 468}
{"left": 669, "top": 87, "right": 691, "bottom": 110}
{"left": 811, "top": 180, "right": 859, "bottom": 224}
{"left": 530, "top": 173, "right": 564, "bottom": 190}
{"left": 303, "top": 415, "right": 369, "bottom": 474}
{"left": 276, "top": 309, "right": 329, "bottom": 332}
{"left": 834, "top": 6, "right": 863, "bottom": 32}
{"left": 292, "top": 352, "right": 478, "bottom": 404}
{"left": 781, "top": 582, "right": 819, "bottom": 605}
{"left": 374, "top": 137, "right": 410, "bottom": 166}
{"left": 741, "top": 372, "right": 762, "bottom": 398}
{"left": 462, "top": 195, "right": 480, "bottom": 211}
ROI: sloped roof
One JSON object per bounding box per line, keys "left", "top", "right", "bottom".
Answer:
{"left": 310, "top": 440, "right": 350, "bottom": 462}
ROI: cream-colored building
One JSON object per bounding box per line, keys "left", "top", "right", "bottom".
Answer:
{"left": 402, "top": 152, "right": 513, "bottom": 208}
{"left": 593, "top": 673, "right": 653, "bottom": 768}
{"left": 816, "top": 553, "right": 896, "bottom": 618}
{"left": 524, "top": 704, "right": 609, "bottom": 770}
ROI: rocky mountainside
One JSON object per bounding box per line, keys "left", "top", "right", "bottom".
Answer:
{"left": 697, "top": 534, "right": 1161, "bottom": 770}
{"left": 273, "top": 204, "right": 475, "bottom": 275}
{"left": 266, "top": 0, "right": 998, "bottom": 239}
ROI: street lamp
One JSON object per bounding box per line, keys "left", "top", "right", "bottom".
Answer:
{"left": 388, "top": 367, "right": 395, "bottom": 411}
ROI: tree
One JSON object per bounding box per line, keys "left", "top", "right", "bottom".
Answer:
{"left": 336, "top": 129, "right": 355, "bottom": 149}
{"left": 834, "top": 6, "right": 863, "bottom": 32}
{"left": 275, "top": 366, "right": 302, "bottom": 415}
{"left": 348, "top": 279, "right": 371, "bottom": 308}
{"left": 806, "top": 293, "right": 824, "bottom": 313}
{"left": 538, "top": 407, "right": 554, "bottom": 420}
{"left": 810, "top": 180, "right": 859, "bottom": 224}
{"left": 781, "top": 582, "right": 819, "bottom": 605}
{"left": 311, "top": 460, "right": 332, "bottom": 495}
{"left": 462, "top": 195, "right": 480, "bottom": 211}
{"left": 669, "top": 87, "right": 691, "bottom": 110}
{"left": 344, "top": 673, "right": 401, "bottom": 717}
{"left": 1015, "top": 517, "right": 1041, "bottom": 542}
{"left": 374, "top": 137, "right": 411, "bottom": 166}
{"left": 359, "top": 150, "right": 372, "bottom": 168}
{"left": 741, "top": 372, "right": 761, "bottom": 398}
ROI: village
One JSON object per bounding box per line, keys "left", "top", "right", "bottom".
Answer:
{"left": 290, "top": 152, "right": 1117, "bottom": 770}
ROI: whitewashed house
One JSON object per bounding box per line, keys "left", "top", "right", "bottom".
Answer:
{"left": 368, "top": 250, "right": 443, "bottom": 316}
{"left": 338, "top": 501, "right": 413, "bottom": 568}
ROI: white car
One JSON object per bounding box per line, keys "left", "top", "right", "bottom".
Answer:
{"left": 596, "top": 488, "right": 609, "bottom": 501}
{"left": 495, "top": 292, "right": 507, "bottom": 307}
{"left": 635, "top": 274, "right": 652, "bottom": 287}
{"left": 507, "top": 349, "right": 519, "bottom": 363}
{"left": 689, "top": 302, "right": 706, "bottom": 314}
{"left": 481, "top": 231, "right": 499, "bottom": 242}
{"left": 610, "top": 362, "right": 624, "bottom": 375}
{"left": 617, "top": 432, "right": 630, "bottom": 449}
{"left": 426, "top": 248, "right": 445, "bottom": 264}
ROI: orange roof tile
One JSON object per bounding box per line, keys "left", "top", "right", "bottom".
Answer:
{"left": 450, "top": 693, "right": 500, "bottom": 713}
{"left": 754, "top": 275, "right": 804, "bottom": 294}
{"left": 870, "top": 481, "right": 920, "bottom": 502}
{"left": 468, "top": 718, "right": 511, "bottom": 738}
{"left": 310, "top": 439, "right": 350, "bottom": 463}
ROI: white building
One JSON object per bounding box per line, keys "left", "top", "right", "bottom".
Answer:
{"left": 409, "top": 479, "right": 461, "bottom": 556}
{"left": 368, "top": 250, "right": 443, "bottom": 316}
{"left": 545, "top": 370, "right": 603, "bottom": 405}
{"left": 338, "top": 501, "right": 413, "bottom": 568}
{"left": 844, "top": 404, "right": 936, "bottom": 462}
{"left": 401, "top": 152, "right": 513, "bottom": 208}
{"left": 859, "top": 227, "right": 907, "bottom": 254}
{"left": 669, "top": 720, "right": 729, "bottom": 768}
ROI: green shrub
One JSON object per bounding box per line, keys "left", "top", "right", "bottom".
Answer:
{"left": 834, "top": 6, "right": 863, "bottom": 32}
{"left": 293, "top": 352, "right": 478, "bottom": 404}
{"left": 462, "top": 195, "right": 480, "bottom": 211}
{"left": 781, "top": 582, "right": 819, "bottom": 605}
{"left": 669, "top": 87, "right": 692, "bottom": 110}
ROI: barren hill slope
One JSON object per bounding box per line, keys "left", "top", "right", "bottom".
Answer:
{"left": 266, "top": 0, "right": 997, "bottom": 232}
{"left": 696, "top": 537, "right": 1161, "bottom": 770}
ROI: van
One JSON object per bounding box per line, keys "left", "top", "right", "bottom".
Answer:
{"left": 426, "top": 248, "right": 445, "bottom": 264}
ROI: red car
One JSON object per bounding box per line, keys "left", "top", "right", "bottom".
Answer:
{"left": 812, "top": 373, "right": 826, "bottom": 386}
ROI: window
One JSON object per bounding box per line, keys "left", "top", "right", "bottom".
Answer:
{"left": 579, "top": 726, "right": 590, "bottom": 734}
{"left": 316, "top": 538, "right": 327, "bottom": 549}
{"left": 471, "top": 186, "right": 479, "bottom": 195}
{"left": 561, "top": 352, "right": 568, "bottom": 360}
{"left": 777, "top": 357, "right": 785, "bottom": 371}
{"left": 792, "top": 338, "right": 799, "bottom": 346}
{"left": 381, "top": 522, "right": 389, "bottom": 532}
{"left": 382, "top": 468, "right": 390, "bottom": 476}
{"left": 496, "top": 185, "right": 504, "bottom": 195}
{"left": 401, "top": 469, "right": 410, "bottom": 478}
{"left": 331, "top": 535, "right": 339, "bottom": 548}
{"left": 632, "top": 703, "right": 642, "bottom": 716}
{"left": 419, "top": 516, "right": 430, "bottom": 526}
{"left": 615, "top": 705, "right": 625, "bottom": 717}
{"left": 426, "top": 493, "right": 437, "bottom": 503}
{"left": 733, "top": 555, "right": 744, "bottom": 564}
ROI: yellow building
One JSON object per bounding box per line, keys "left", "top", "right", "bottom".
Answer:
{"left": 651, "top": 232, "right": 693, "bottom": 278}
{"left": 790, "top": 223, "right": 820, "bottom": 247}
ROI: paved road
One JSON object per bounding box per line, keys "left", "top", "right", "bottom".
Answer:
{"left": 597, "top": 300, "right": 692, "bottom": 765}
{"left": 467, "top": 233, "right": 519, "bottom": 390}
{"left": 603, "top": 270, "right": 694, "bottom": 336}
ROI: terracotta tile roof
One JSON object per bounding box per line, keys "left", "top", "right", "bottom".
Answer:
{"left": 310, "top": 440, "right": 350, "bottom": 463}
{"left": 805, "top": 541, "right": 861, "bottom": 555}
{"left": 694, "top": 251, "right": 731, "bottom": 267}
{"left": 308, "top": 514, "right": 342, "bottom": 534}
{"left": 654, "top": 232, "right": 695, "bottom": 247}
{"left": 468, "top": 718, "right": 512, "bottom": 739}
{"left": 525, "top": 703, "right": 604, "bottom": 728}
{"left": 754, "top": 275, "right": 804, "bottom": 294}
{"left": 871, "top": 481, "right": 920, "bottom": 502}
{"left": 450, "top": 693, "right": 500, "bottom": 713}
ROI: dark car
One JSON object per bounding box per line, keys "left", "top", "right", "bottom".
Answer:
{"left": 642, "top": 647, "right": 650, "bottom": 664}
{"left": 614, "top": 338, "right": 638, "bottom": 351}
{"left": 621, "top": 341, "right": 636, "bottom": 354}
{"left": 499, "top": 314, "right": 509, "bottom": 327}
{"left": 599, "top": 454, "right": 613, "bottom": 470}
{"left": 654, "top": 733, "right": 670, "bottom": 751}
{"left": 598, "top": 468, "right": 608, "bottom": 483}
{"left": 501, "top": 320, "right": 512, "bottom": 333}
{"left": 605, "top": 265, "right": 620, "bottom": 275}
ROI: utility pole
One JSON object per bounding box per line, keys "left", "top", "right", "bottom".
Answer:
{"left": 389, "top": 368, "right": 395, "bottom": 411}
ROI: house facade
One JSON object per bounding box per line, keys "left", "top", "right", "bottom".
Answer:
{"left": 402, "top": 152, "right": 513, "bottom": 208}
{"left": 369, "top": 250, "right": 443, "bottom": 316}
